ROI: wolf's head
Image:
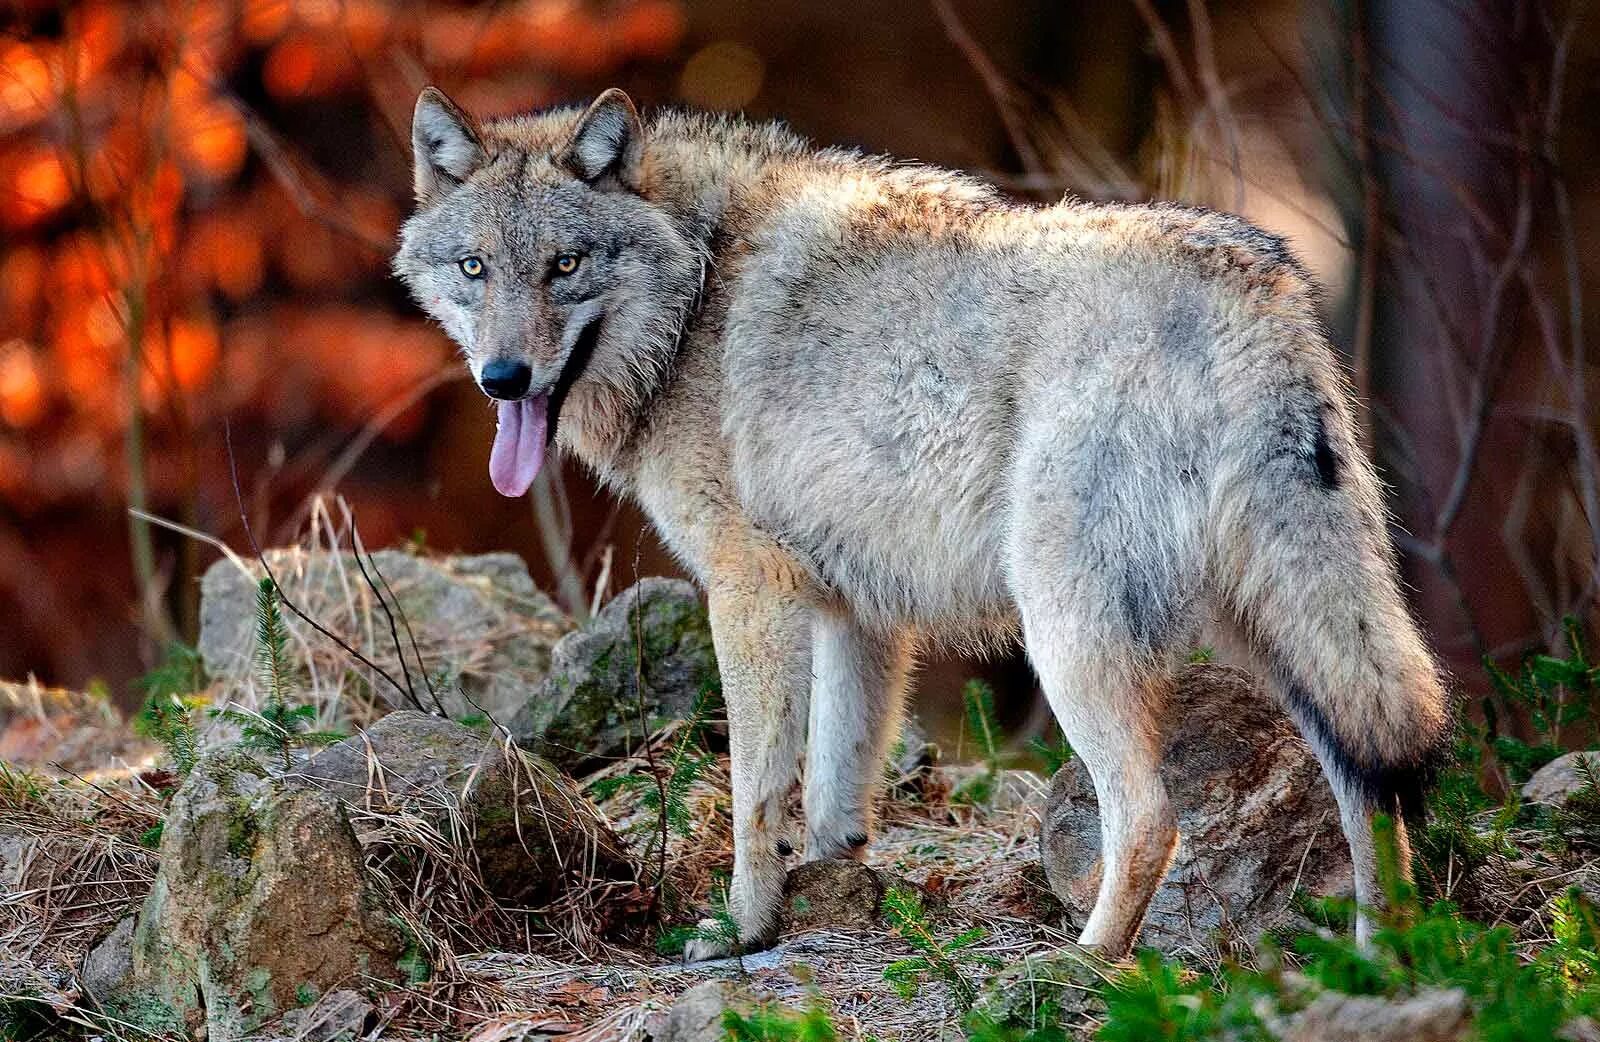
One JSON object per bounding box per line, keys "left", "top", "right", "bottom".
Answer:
{"left": 394, "top": 87, "right": 703, "bottom": 497}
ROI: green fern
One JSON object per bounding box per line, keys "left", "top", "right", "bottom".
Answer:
{"left": 953, "top": 679, "right": 1004, "bottom": 807}
{"left": 1027, "top": 725, "right": 1074, "bottom": 776}
{"left": 1551, "top": 755, "right": 1600, "bottom": 852}
{"left": 722, "top": 998, "right": 839, "bottom": 1041}
{"left": 132, "top": 642, "right": 208, "bottom": 776}
{"left": 1485, "top": 616, "right": 1598, "bottom": 781}
{"left": 881, "top": 886, "right": 996, "bottom": 1011}
{"left": 209, "top": 578, "right": 343, "bottom": 771}
{"left": 1542, "top": 887, "right": 1600, "bottom": 996}
{"left": 588, "top": 689, "right": 718, "bottom": 847}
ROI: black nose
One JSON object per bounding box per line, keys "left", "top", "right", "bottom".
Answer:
{"left": 480, "top": 359, "right": 532, "bottom": 400}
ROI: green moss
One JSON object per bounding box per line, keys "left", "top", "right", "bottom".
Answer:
{"left": 104, "top": 989, "right": 187, "bottom": 1037}
{"left": 225, "top": 798, "right": 259, "bottom": 860}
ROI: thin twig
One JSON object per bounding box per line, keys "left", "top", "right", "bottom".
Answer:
{"left": 224, "top": 418, "right": 419, "bottom": 709}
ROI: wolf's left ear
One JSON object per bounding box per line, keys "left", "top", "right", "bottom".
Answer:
{"left": 557, "top": 88, "right": 644, "bottom": 191}
{"left": 412, "top": 86, "right": 485, "bottom": 204}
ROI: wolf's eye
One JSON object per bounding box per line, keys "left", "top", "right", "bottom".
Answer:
{"left": 459, "top": 256, "right": 484, "bottom": 278}
{"left": 553, "top": 253, "right": 580, "bottom": 276}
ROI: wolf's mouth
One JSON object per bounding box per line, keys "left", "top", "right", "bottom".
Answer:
{"left": 546, "top": 309, "right": 604, "bottom": 445}
{"left": 485, "top": 311, "right": 603, "bottom": 499}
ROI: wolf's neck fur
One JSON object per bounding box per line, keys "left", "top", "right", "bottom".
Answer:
{"left": 567, "top": 111, "right": 1006, "bottom": 482}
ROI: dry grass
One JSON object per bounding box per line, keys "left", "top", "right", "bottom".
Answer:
{"left": 177, "top": 495, "right": 572, "bottom": 740}
{"left": 0, "top": 763, "right": 162, "bottom": 1025}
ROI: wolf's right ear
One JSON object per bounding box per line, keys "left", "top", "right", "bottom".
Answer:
{"left": 412, "top": 87, "right": 485, "bottom": 204}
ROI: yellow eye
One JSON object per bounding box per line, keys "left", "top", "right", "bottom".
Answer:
{"left": 553, "top": 253, "right": 580, "bottom": 275}
{"left": 459, "top": 256, "right": 484, "bottom": 278}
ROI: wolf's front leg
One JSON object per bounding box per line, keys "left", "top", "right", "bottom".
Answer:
{"left": 683, "top": 574, "right": 813, "bottom": 961}
{"left": 803, "top": 609, "right": 912, "bottom": 861}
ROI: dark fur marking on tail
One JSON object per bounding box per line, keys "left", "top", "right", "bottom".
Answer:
{"left": 1271, "top": 664, "right": 1446, "bottom": 822}
{"left": 1311, "top": 413, "right": 1340, "bottom": 490}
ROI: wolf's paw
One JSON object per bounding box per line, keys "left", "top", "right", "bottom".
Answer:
{"left": 681, "top": 918, "right": 736, "bottom": 963}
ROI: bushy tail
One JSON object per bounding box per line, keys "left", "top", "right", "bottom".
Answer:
{"left": 1211, "top": 358, "right": 1451, "bottom": 818}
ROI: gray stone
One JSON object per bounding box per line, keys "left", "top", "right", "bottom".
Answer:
{"left": 1523, "top": 751, "right": 1600, "bottom": 806}
{"left": 275, "top": 989, "right": 375, "bottom": 1042}
{"left": 77, "top": 914, "right": 136, "bottom": 1002}
{"left": 198, "top": 550, "right": 572, "bottom": 722}
{"left": 510, "top": 578, "right": 720, "bottom": 768}
{"left": 1281, "top": 987, "right": 1471, "bottom": 1042}
{"left": 656, "top": 979, "right": 759, "bottom": 1042}
{"left": 83, "top": 750, "right": 407, "bottom": 1041}
{"left": 1041, "top": 664, "right": 1352, "bottom": 953}
{"left": 970, "top": 946, "right": 1109, "bottom": 1034}
{"left": 293, "top": 710, "right": 634, "bottom": 904}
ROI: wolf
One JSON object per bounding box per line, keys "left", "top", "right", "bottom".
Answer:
{"left": 394, "top": 86, "right": 1451, "bottom": 960}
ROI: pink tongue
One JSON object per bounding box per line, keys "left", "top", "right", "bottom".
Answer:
{"left": 488, "top": 394, "right": 549, "bottom": 498}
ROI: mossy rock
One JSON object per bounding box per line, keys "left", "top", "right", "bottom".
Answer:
{"left": 970, "top": 946, "right": 1111, "bottom": 1035}
{"left": 82, "top": 750, "right": 406, "bottom": 1041}
{"left": 510, "top": 578, "right": 721, "bottom": 768}
{"left": 197, "top": 550, "right": 573, "bottom": 723}
{"left": 294, "top": 711, "right": 634, "bottom": 905}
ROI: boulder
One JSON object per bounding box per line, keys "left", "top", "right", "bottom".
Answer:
{"left": 1280, "top": 987, "right": 1471, "bottom": 1042}
{"left": 83, "top": 750, "right": 407, "bottom": 1041}
{"left": 655, "top": 979, "right": 760, "bottom": 1042}
{"left": 509, "top": 578, "right": 720, "bottom": 768}
{"left": 273, "top": 989, "right": 376, "bottom": 1042}
{"left": 293, "top": 710, "right": 634, "bottom": 904}
{"left": 780, "top": 860, "right": 937, "bottom": 932}
{"left": 1040, "top": 664, "right": 1352, "bottom": 952}
{"left": 1523, "top": 751, "right": 1600, "bottom": 806}
{"left": 198, "top": 550, "right": 572, "bottom": 722}
{"left": 969, "top": 947, "right": 1109, "bottom": 1035}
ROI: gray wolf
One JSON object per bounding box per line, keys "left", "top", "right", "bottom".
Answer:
{"left": 393, "top": 86, "right": 1451, "bottom": 959}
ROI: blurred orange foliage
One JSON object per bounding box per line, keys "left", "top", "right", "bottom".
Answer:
{"left": 1, "top": 0, "right": 684, "bottom": 514}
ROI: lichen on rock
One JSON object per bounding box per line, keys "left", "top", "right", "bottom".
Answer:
{"left": 510, "top": 577, "right": 720, "bottom": 768}
{"left": 82, "top": 749, "right": 407, "bottom": 1041}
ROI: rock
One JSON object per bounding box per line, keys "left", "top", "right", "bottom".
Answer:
{"left": 780, "top": 860, "right": 935, "bottom": 931}
{"left": 198, "top": 550, "right": 572, "bottom": 722}
{"left": 1523, "top": 751, "right": 1600, "bottom": 806}
{"left": 970, "top": 947, "right": 1109, "bottom": 1034}
{"left": 78, "top": 914, "right": 136, "bottom": 1002}
{"left": 656, "top": 980, "right": 759, "bottom": 1042}
{"left": 275, "top": 989, "right": 376, "bottom": 1042}
{"left": 82, "top": 750, "right": 408, "bottom": 1041}
{"left": 1040, "top": 663, "right": 1352, "bottom": 952}
{"left": 1562, "top": 1016, "right": 1600, "bottom": 1042}
{"left": 1281, "top": 987, "right": 1471, "bottom": 1042}
{"left": 293, "top": 710, "right": 634, "bottom": 904}
{"left": 510, "top": 578, "right": 720, "bottom": 768}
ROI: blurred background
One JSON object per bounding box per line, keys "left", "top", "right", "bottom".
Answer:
{"left": 0, "top": 0, "right": 1595, "bottom": 743}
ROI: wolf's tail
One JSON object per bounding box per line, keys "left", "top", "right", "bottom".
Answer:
{"left": 1210, "top": 331, "right": 1451, "bottom": 818}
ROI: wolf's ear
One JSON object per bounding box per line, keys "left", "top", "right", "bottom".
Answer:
{"left": 412, "top": 87, "right": 485, "bottom": 204}
{"left": 557, "top": 88, "right": 643, "bottom": 191}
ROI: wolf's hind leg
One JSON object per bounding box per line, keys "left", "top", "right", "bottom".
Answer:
{"left": 1277, "top": 694, "right": 1412, "bottom": 946}
{"left": 803, "top": 609, "right": 913, "bottom": 862}
{"left": 1019, "top": 601, "right": 1179, "bottom": 956}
